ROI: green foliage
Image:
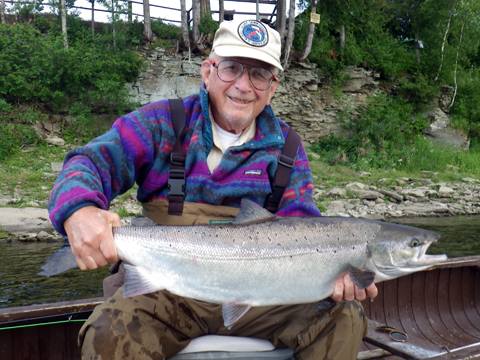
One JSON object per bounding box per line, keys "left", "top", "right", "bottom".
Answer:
{"left": 402, "top": 136, "right": 480, "bottom": 174}
{"left": 198, "top": 12, "right": 219, "bottom": 36}
{"left": 151, "top": 19, "right": 182, "bottom": 40}
{"left": 0, "top": 22, "right": 144, "bottom": 113}
{"left": 292, "top": 1, "right": 418, "bottom": 81}
{"left": 32, "top": 16, "right": 52, "bottom": 33}
{"left": 0, "top": 107, "right": 42, "bottom": 160}
{"left": 61, "top": 102, "right": 115, "bottom": 145}
{"left": 396, "top": 73, "right": 440, "bottom": 112}
{"left": 310, "top": 92, "right": 428, "bottom": 170}
{"left": 311, "top": 132, "right": 480, "bottom": 175}
{"left": 450, "top": 68, "right": 480, "bottom": 138}
{"left": 123, "top": 18, "right": 144, "bottom": 46}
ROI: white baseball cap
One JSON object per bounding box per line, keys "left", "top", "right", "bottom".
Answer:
{"left": 212, "top": 19, "right": 283, "bottom": 71}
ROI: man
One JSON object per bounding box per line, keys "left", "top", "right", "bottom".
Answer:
{"left": 48, "top": 19, "right": 377, "bottom": 360}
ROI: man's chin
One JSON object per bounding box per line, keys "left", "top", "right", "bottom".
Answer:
{"left": 223, "top": 113, "right": 254, "bottom": 128}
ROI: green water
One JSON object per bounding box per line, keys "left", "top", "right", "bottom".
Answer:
{"left": 0, "top": 241, "right": 109, "bottom": 309}
{"left": 391, "top": 215, "right": 480, "bottom": 257}
{"left": 0, "top": 215, "right": 479, "bottom": 309}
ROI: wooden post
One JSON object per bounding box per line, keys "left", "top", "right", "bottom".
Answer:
{"left": 180, "top": 0, "right": 190, "bottom": 48}
{"left": 128, "top": 0, "right": 132, "bottom": 23}
{"left": 143, "top": 0, "right": 153, "bottom": 42}
{"left": 61, "top": 0, "right": 68, "bottom": 49}
{"left": 219, "top": 0, "right": 224, "bottom": 23}
{"left": 1, "top": 0, "right": 6, "bottom": 24}
{"left": 91, "top": 0, "right": 95, "bottom": 35}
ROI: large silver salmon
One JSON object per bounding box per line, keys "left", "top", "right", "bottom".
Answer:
{"left": 39, "top": 200, "right": 447, "bottom": 327}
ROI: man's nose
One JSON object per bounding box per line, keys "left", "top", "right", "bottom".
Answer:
{"left": 235, "top": 68, "right": 252, "bottom": 89}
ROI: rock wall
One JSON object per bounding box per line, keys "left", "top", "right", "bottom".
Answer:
{"left": 127, "top": 47, "right": 469, "bottom": 149}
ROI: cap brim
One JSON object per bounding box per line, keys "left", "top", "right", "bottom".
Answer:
{"left": 215, "top": 45, "right": 284, "bottom": 71}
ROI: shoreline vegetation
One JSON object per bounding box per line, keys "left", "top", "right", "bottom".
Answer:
{"left": 1, "top": 10, "right": 480, "bottom": 240}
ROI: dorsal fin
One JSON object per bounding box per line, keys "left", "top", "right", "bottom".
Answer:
{"left": 232, "top": 199, "right": 275, "bottom": 225}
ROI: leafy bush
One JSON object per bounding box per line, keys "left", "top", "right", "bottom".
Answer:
{"left": 198, "top": 12, "right": 219, "bottom": 35}
{"left": 0, "top": 22, "right": 144, "bottom": 113}
{"left": 32, "top": 16, "right": 52, "bottom": 33}
{"left": 450, "top": 68, "right": 480, "bottom": 138}
{"left": 151, "top": 19, "right": 182, "bottom": 39}
{"left": 396, "top": 72, "right": 440, "bottom": 112}
{"left": 311, "top": 93, "right": 428, "bottom": 170}
{"left": 0, "top": 107, "right": 42, "bottom": 160}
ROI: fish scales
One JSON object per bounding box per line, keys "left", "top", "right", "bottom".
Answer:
{"left": 115, "top": 217, "right": 383, "bottom": 306}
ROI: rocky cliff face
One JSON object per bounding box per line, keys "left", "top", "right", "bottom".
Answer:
{"left": 127, "top": 47, "right": 469, "bottom": 149}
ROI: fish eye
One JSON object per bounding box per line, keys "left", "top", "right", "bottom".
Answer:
{"left": 410, "top": 238, "right": 420, "bottom": 247}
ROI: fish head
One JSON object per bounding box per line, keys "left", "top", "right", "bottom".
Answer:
{"left": 367, "top": 222, "right": 447, "bottom": 282}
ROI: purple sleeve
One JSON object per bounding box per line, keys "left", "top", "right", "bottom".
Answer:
{"left": 47, "top": 104, "right": 169, "bottom": 235}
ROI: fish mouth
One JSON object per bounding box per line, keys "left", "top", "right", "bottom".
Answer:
{"left": 416, "top": 237, "right": 447, "bottom": 265}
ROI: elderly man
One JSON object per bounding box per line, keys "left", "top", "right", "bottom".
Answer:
{"left": 48, "top": 19, "right": 376, "bottom": 360}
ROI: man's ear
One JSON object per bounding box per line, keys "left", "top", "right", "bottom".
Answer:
{"left": 265, "top": 77, "right": 279, "bottom": 106}
{"left": 201, "top": 60, "right": 212, "bottom": 89}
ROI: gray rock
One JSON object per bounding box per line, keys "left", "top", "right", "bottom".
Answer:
{"left": 357, "top": 191, "right": 380, "bottom": 200}
{"left": 51, "top": 162, "right": 64, "bottom": 173}
{"left": 0, "top": 207, "right": 53, "bottom": 234}
{"left": 45, "top": 136, "right": 65, "bottom": 146}
{"left": 36, "top": 231, "right": 50, "bottom": 241}
{"left": 409, "top": 178, "right": 435, "bottom": 186}
{"left": 346, "top": 182, "right": 367, "bottom": 192}
{"left": 326, "top": 188, "right": 347, "bottom": 198}
{"left": 438, "top": 186, "right": 454, "bottom": 197}
{"left": 462, "top": 177, "right": 479, "bottom": 183}
{"left": 379, "top": 189, "right": 403, "bottom": 202}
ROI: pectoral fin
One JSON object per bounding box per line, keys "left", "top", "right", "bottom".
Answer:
{"left": 123, "top": 264, "right": 163, "bottom": 298}
{"left": 222, "top": 303, "right": 252, "bottom": 329}
{"left": 348, "top": 264, "right": 376, "bottom": 290}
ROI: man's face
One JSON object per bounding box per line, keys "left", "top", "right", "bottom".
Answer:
{"left": 201, "top": 54, "right": 278, "bottom": 134}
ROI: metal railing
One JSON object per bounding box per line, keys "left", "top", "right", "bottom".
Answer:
{"left": 2, "top": 0, "right": 277, "bottom": 25}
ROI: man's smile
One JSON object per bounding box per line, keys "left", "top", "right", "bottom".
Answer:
{"left": 228, "top": 96, "right": 253, "bottom": 105}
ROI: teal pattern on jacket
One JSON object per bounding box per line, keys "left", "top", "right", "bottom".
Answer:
{"left": 48, "top": 85, "right": 321, "bottom": 235}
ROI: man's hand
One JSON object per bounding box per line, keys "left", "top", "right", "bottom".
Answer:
{"left": 331, "top": 274, "right": 378, "bottom": 302}
{"left": 64, "top": 206, "right": 122, "bottom": 271}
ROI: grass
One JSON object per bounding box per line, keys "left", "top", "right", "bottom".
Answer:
{"left": 0, "top": 142, "right": 140, "bottom": 217}
{"left": 0, "top": 144, "right": 68, "bottom": 205}
{"left": 307, "top": 136, "right": 480, "bottom": 189}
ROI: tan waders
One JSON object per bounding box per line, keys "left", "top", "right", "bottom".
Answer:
{"left": 79, "top": 201, "right": 368, "bottom": 360}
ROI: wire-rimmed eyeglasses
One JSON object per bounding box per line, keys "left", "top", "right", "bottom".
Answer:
{"left": 375, "top": 325, "right": 409, "bottom": 342}
{"left": 210, "top": 60, "right": 278, "bottom": 91}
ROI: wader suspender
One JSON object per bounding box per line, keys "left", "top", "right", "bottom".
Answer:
{"left": 264, "top": 128, "right": 301, "bottom": 213}
{"left": 167, "top": 98, "right": 187, "bottom": 215}
{"left": 167, "top": 99, "right": 301, "bottom": 215}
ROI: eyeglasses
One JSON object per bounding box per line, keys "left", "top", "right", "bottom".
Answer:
{"left": 210, "top": 60, "right": 278, "bottom": 91}
{"left": 375, "top": 325, "right": 409, "bottom": 342}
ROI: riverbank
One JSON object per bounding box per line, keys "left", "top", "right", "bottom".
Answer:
{"left": 1, "top": 157, "right": 479, "bottom": 242}
{"left": 314, "top": 176, "right": 480, "bottom": 220}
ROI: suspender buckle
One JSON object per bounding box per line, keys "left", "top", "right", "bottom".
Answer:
{"left": 278, "top": 154, "right": 295, "bottom": 168}
{"left": 264, "top": 186, "right": 283, "bottom": 213}
{"left": 170, "top": 153, "right": 186, "bottom": 166}
{"left": 168, "top": 169, "right": 185, "bottom": 196}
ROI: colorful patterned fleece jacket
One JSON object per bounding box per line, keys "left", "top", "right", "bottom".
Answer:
{"left": 48, "top": 85, "right": 321, "bottom": 235}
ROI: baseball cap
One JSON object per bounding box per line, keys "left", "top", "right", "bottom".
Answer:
{"left": 212, "top": 19, "right": 283, "bottom": 71}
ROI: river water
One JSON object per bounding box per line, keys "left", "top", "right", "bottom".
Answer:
{"left": 1, "top": 215, "right": 479, "bottom": 309}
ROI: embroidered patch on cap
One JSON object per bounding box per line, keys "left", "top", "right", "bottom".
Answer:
{"left": 238, "top": 20, "right": 269, "bottom": 47}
